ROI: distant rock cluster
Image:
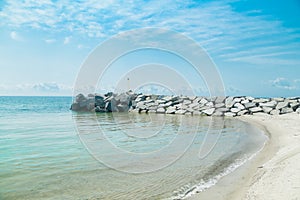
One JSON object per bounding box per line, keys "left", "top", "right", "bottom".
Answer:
{"left": 71, "top": 91, "right": 137, "bottom": 112}
{"left": 71, "top": 92, "right": 300, "bottom": 116}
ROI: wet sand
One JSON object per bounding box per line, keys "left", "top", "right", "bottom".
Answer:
{"left": 188, "top": 113, "right": 300, "bottom": 200}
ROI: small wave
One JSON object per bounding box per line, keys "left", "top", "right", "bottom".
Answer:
{"left": 168, "top": 136, "right": 267, "bottom": 200}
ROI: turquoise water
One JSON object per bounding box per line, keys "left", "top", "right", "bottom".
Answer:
{"left": 0, "top": 96, "right": 267, "bottom": 200}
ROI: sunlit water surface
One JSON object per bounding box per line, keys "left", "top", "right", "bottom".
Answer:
{"left": 0, "top": 96, "right": 267, "bottom": 200}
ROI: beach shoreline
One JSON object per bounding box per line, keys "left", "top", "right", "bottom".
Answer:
{"left": 188, "top": 113, "right": 300, "bottom": 200}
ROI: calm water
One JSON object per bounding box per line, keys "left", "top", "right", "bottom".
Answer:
{"left": 0, "top": 96, "right": 267, "bottom": 200}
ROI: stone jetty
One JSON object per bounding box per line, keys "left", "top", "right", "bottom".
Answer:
{"left": 71, "top": 92, "right": 300, "bottom": 116}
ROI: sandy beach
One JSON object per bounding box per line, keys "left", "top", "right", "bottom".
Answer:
{"left": 189, "top": 113, "right": 300, "bottom": 200}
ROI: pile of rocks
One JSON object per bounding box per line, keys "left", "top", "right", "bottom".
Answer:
{"left": 71, "top": 92, "right": 300, "bottom": 116}
{"left": 130, "top": 95, "right": 300, "bottom": 116}
{"left": 70, "top": 91, "right": 137, "bottom": 112}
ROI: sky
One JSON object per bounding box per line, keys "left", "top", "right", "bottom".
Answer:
{"left": 0, "top": 0, "right": 300, "bottom": 97}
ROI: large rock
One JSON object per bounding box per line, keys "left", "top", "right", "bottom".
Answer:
{"left": 183, "top": 100, "right": 192, "bottom": 105}
{"left": 75, "top": 93, "right": 86, "bottom": 103}
{"left": 225, "top": 97, "right": 234, "bottom": 108}
{"left": 281, "top": 107, "right": 293, "bottom": 114}
{"left": 234, "top": 102, "right": 245, "bottom": 110}
{"left": 212, "top": 110, "right": 224, "bottom": 116}
{"left": 175, "top": 110, "right": 186, "bottom": 115}
{"left": 95, "top": 95, "right": 105, "bottom": 108}
{"left": 186, "top": 107, "right": 195, "bottom": 113}
{"left": 225, "top": 112, "right": 236, "bottom": 117}
{"left": 237, "top": 110, "right": 249, "bottom": 116}
{"left": 290, "top": 102, "right": 300, "bottom": 111}
{"left": 276, "top": 101, "right": 289, "bottom": 110}
{"left": 230, "top": 108, "right": 240, "bottom": 113}
{"left": 246, "top": 96, "right": 255, "bottom": 101}
{"left": 272, "top": 97, "right": 284, "bottom": 102}
{"left": 206, "top": 102, "right": 214, "bottom": 107}
{"left": 262, "top": 107, "right": 273, "bottom": 113}
{"left": 166, "top": 106, "right": 176, "bottom": 114}
{"left": 117, "top": 103, "right": 129, "bottom": 112}
{"left": 233, "top": 97, "right": 243, "bottom": 103}
{"left": 202, "top": 108, "right": 215, "bottom": 115}
{"left": 259, "top": 101, "right": 277, "bottom": 108}
{"left": 216, "top": 107, "right": 229, "bottom": 112}
{"left": 252, "top": 98, "right": 269, "bottom": 103}
{"left": 270, "top": 109, "right": 280, "bottom": 115}
{"left": 199, "top": 98, "right": 208, "bottom": 105}
{"left": 189, "top": 102, "right": 200, "bottom": 108}
{"left": 250, "top": 107, "right": 263, "bottom": 113}
{"left": 193, "top": 111, "right": 201, "bottom": 115}
{"left": 162, "top": 96, "right": 172, "bottom": 101}
{"left": 244, "top": 102, "right": 256, "bottom": 109}
{"left": 241, "top": 99, "right": 249, "bottom": 104}
{"left": 95, "top": 106, "right": 106, "bottom": 112}
{"left": 215, "top": 103, "right": 225, "bottom": 108}
{"left": 157, "top": 107, "right": 165, "bottom": 114}
{"left": 215, "top": 96, "right": 226, "bottom": 103}
{"left": 193, "top": 97, "right": 202, "bottom": 103}
{"left": 70, "top": 102, "right": 80, "bottom": 111}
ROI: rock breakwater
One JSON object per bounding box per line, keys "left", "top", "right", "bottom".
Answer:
{"left": 71, "top": 92, "right": 300, "bottom": 116}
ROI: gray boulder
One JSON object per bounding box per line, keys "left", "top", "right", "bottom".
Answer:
{"left": 272, "top": 97, "right": 284, "bottom": 102}
{"left": 206, "top": 102, "right": 214, "bottom": 107}
{"left": 262, "top": 107, "right": 273, "bottom": 113}
{"left": 75, "top": 93, "right": 86, "bottom": 103}
{"left": 175, "top": 110, "right": 186, "bottom": 115}
{"left": 250, "top": 107, "right": 263, "bottom": 113}
{"left": 244, "top": 102, "right": 256, "bottom": 109}
{"left": 234, "top": 102, "right": 245, "bottom": 110}
{"left": 157, "top": 107, "right": 165, "bottom": 114}
{"left": 230, "top": 108, "right": 241, "bottom": 113}
{"left": 252, "top": 98, "right": 269, "bottom": 103}
{"left": 237, "top": 110, "right": 249, "bottom": 116}
{"left": 215, "top": 96, "right": 226, "bottom": 103}
{"left": 241, "top": 99, "right": 249, "bottom": 104}
{"left": 199, "top": 98, "right": 208, "bottom": 104}
{"left": 202, "top": 108, "right": 215, "bottom": 115}
{"left": 270, "top": 109, "right": 280, "bottom": 115}
{"left": 281, "top": 107, "right": 293, "bottom": 114}
{"left": 193, "top": 111, "right": 201, "bottom": 115}
{"left": 166, "top": 106, "right": 176, "bottom": 114}
{"left": 259, "top": 101, "right": 277, "bottom": 108}
{"left": 225, "top": 97, "right": 234, "bottom": 108}
{"left": 225, "top": 112, "right": 236, "bottom": 117}
{"left": 215, "top": 103, "right": 225, "bottom": 108}
{"left": 276, "top": 101, "right": 289, "bottom": 110}
{"left": 290, "top": 103, "right": 300, "bottom": 111}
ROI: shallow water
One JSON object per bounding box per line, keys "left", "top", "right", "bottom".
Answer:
{"left": 0, "top": 96, "right": 267, "bottom": 200}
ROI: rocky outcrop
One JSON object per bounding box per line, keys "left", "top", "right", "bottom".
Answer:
{"left": 71, "top": 91, "right": 137, "bottom": 112}
{"left": 71, "top": 92, "right": 300, "bottom": 116}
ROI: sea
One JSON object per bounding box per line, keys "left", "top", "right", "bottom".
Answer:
{"left": 0, "top": 96, "right": 267, "bottom": 200}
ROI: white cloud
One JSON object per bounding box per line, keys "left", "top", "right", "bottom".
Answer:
{"left": 33, "top": 82, "right": 60, "bottom": 92}
{"left": 10, "top": 31, "right": 23, "bottom": 41}
{"left": 45, "top": 39, "right": 56, "bottom": 43}
{"left": 0, "top": 83, "right": 73, "bottom": 95}
{"left": 63, "top": 36, "right": 71, "bottom": 44}
{"left": 270, "top": 78, "right": 297, "bottom": 90}
{"left": 1, "top": 0, "right": 300, "bottom": 66}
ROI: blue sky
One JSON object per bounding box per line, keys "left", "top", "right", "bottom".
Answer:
{"left": 0, "top": 0, "right": 300, "bottom": 97}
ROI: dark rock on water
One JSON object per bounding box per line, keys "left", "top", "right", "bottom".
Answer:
{"left": 95, "top": 95, "right": 105, "bottom": 108}
{"left": 75, "top": 93, "right": 86, "bottom": 102}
